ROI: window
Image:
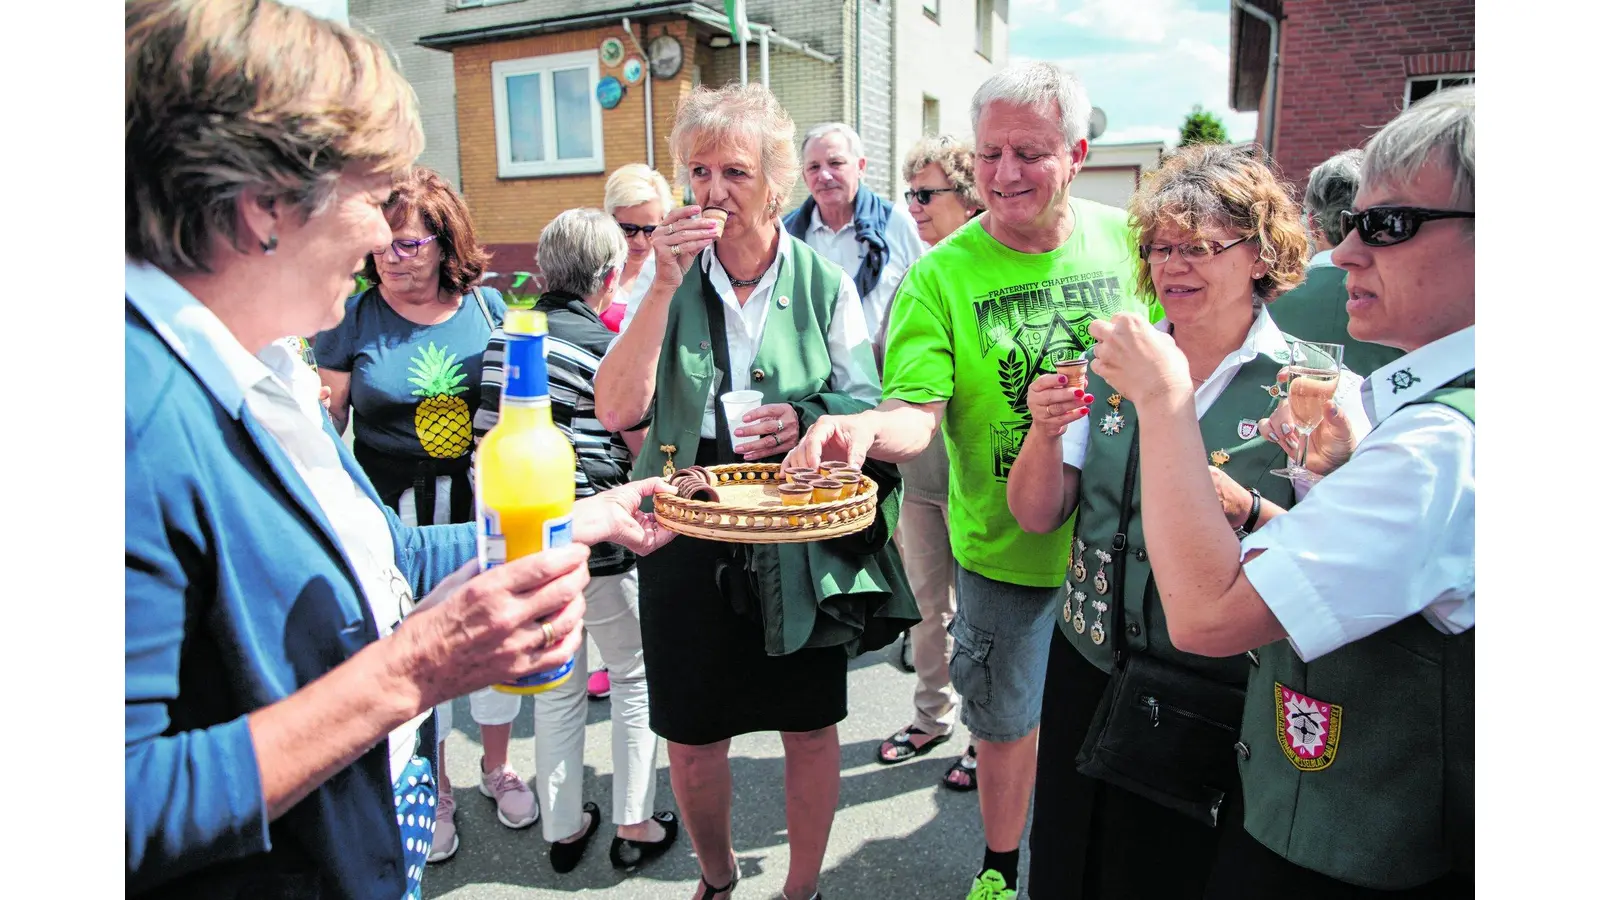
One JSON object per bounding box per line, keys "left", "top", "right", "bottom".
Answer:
{"left": 924, "top": 0, "right": 940, "bottom": 22}
{"left": 1405, "top": 74, "right": 1474, "bottom": 107}
{"left": 922, "top": 96, "right": 940, "bottom": 136}
{"left": 975, "top": 0, "right": 994, "bottom": 59}
{"left": 491, "top": 51, "right": 605, "bottom": 178}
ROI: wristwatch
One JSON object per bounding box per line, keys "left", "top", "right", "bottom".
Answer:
{"left": 1234, "top": 488, "right": 1263, "bottom": 538}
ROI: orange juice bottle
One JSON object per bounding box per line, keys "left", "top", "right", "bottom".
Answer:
{"left": 476, "top": 309, "right": 579, "bottom": 694}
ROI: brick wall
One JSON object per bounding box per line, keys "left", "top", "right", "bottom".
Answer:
{"left": 1270, "top": 0, "right": 1473, "bottom": 186}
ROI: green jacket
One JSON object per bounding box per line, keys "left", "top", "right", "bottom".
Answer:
{"left": 1268, "top": 263, "right": 1403, "bottom": 378}
{"left": 1239, "top": 378, "right": 1474, "bottom": 889}
{"left": 631, "top": 239, "right": 920, "bottom": 657}
{"left": 1064, "top": 333, "right": 1297, "bottom": 683}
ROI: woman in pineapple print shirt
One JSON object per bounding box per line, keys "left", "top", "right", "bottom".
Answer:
{"left": 316, "top": 166, "right": 506, "bottom": 527}
{"left": 314, "top": 166, "right": 521, "bottom": 862}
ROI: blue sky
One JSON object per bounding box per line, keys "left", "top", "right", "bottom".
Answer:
{"left": 1009, "top": 0, "right": 1258, "bottom": 146}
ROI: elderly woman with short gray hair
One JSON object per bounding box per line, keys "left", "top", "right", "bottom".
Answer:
{"left": 1270, "top": 148, "right": 1402, "bottom": 377}
{"left": 471, "top": 207, "right": 680, "bottom": 874}
{"left": 596, "top": 83, "right": 917, "bottom": 900}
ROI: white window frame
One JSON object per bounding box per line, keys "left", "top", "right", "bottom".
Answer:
{"left": 924, "top": 0, "right": 941, "bottom": 20}
{"left": 1404, "top": 73, "right": 1474, "bottom": 108}
{"left": 974, "top": 0, "right": 994, "bottom": 59}
{"left": 491, "top": 50, "right": 606, "bottom": 179}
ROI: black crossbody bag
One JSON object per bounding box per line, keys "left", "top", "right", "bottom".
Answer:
{"left": 1074, "top": 422, "right": 1247, "bottom": 827}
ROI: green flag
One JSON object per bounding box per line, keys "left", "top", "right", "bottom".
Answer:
{"left": 724, "top": 0, "right": 750, "bottom": 44}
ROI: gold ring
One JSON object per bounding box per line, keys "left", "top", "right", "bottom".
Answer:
{"left": 540, "top": 621, "right": 557, "bottom": 650}
{"left": 671, "top": 244, "right": 681, "bottom": 257}
{"left": 665, "top": 223, "right": 675, "bottom": 235}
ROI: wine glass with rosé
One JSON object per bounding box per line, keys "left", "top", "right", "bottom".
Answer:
{"left": 1269, "top": 339, "right": 1344, "bottom": 484}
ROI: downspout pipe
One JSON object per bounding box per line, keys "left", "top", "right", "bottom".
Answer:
{"left": 621, "top": 17, "right": 654, "bottom": 169}
{"left": 854, "top": 0, "right": 862, "bottom": 132}
{"left": 1234, "top": 0, "right": 1280, "bottom": 157}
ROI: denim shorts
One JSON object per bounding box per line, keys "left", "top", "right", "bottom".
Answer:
{"left": 948, "top": 565, "right": 1065, "bottom": 743}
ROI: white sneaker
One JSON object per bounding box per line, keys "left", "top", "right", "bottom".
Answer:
{"left": 478, "top": 759, "right": 539, "bottom": 829}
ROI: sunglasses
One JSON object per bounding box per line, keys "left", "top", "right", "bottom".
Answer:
{"left": 385, "top": 235, "right": 437, "bottom": 259}
{"left": 617, "top": 223, "right": 659, "bottom": 238}
{"left": 904, "top": 187, "right": 957, "bottom": 206}
{"left": 1339, "top": 206, "right": 1474, "bottom": 246}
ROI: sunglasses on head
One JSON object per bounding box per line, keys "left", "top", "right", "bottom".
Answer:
{"left": 1339, "top": 206, "right": 1474, "bottom": 246}
{"left": 904, "top": 187, "right": 957, "bottom": 206}
{"left": 617, "top": 223, "right": 659, "bottom": 238}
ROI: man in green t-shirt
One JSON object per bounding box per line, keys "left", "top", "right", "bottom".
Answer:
{"left": 787, "top": 61, "right": 1148, "bottom": 900}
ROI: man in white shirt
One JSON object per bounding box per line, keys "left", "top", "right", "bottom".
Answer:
{"left": 1084, "top": 86, "right": 1475, "bottom": 896}
{"left": 782, "top": 122, "right": 926, "bottom": 347}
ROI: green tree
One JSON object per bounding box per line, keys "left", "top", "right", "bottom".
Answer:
{"left": 1179, "top": 105, "right": 1229, "bottom": 146}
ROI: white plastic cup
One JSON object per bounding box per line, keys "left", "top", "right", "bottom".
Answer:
{"left": 720, "top": 390, "right": 764, "bottom": 450}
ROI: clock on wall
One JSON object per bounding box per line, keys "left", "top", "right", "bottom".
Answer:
{"left": 648, "top": 34, "right": 683, "bottom": 80}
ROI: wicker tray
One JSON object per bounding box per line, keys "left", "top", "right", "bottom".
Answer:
{"left": 653, "top": 463, "right": 878, "bottom": 543}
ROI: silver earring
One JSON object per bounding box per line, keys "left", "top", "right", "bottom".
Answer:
{"left": 261, "top": 234, "right": 278, "bottom": 256}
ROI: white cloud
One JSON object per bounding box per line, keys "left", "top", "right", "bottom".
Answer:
{"left": 1096, "top": 125, "right": 1181, "bottom": 145}
{"left": 1057, "top": 0, "right": 1230, "bottom": 46}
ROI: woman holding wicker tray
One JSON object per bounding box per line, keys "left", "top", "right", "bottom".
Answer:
{"left": 595, "top": 83, "right": 918, "bottom": 900}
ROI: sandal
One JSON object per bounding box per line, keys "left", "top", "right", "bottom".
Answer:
{"left": 697, "top": 869, "right": 739, "bottom": 898}
{"left": 876, "top": 726, "right": 951, "bottom": 765}
{"left": 941, "top": 745, "right": 978, "bottom": 792}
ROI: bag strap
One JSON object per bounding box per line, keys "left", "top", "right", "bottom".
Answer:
{"left": 698, "top": 263, "right": 738, "bottom": 461}
{"left": 1108, "top": 421, "right": 1140, "bottom": 664}
{"left": 470, "top": 287, "right": 495, "bottom": 329}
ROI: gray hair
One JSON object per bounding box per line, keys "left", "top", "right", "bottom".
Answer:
{"left": 1304, "top": 149, "right": 1364, "bottom": 245}
{"left": 536, "top": 208, "right": 627, "bottom": 298}
{"left": 800, "top": 122, "right": 864, "bottom": 160}
{"left": 1364, "top": 85, "right": 1474, "bottom": 216}
{"left": 969, "top": 61, "right": 1092, "bottom": 147}
{"left": 668, "top": 83, "right": 799, "bottom": 221}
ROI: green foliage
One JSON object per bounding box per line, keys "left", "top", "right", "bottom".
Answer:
{"left": 1179, "top": 105, "right": 1229, "bottom": 146}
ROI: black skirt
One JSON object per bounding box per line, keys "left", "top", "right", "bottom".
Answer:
{"left": 1029, "top": 627, "right": 1236, "bottom": 899}
{"left": 638, "top": 439, "right": 848, "bottom": 746}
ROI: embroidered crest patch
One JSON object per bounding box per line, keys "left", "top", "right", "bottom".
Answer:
{"left": 1275, "top": 683, "right": 1342, "bottom": 771}
{"left": 1388, "top": 368, "right": 1419, "bottom": 394}
{"left": 1238, "top": 419, "right": 1259, "bottom": 440}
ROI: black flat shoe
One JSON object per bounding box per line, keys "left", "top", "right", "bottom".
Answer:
{"left": 610, "top": 810, "right": 680, "bottom": 870}
{"left": 549, "top": 802, "right": 601, "bottom": 874}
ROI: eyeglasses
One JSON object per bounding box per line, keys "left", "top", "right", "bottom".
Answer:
{"left": 905, "top": 187, "right": 957, "bottom": 206}
{"left": 1338, "top": 206, "right": 1475, "bottom": 246}
{"left": 616, "top": 223, "right": 659, "bottom": 239}
{"left": 386, "top": 235, "right": 437, "bottom": 259}
{"left": 1138, "top": 236, "right": 1252, "bottom": 265}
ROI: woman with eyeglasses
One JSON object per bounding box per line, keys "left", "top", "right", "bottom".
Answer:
{"left": 1007, "top": 143, "right": 1368, "bottom": 899}
{"left": 875, "top": 134, "right": 989, "bottom": 793}
{"left": 604, "top": 163, "right": 677, "bottom": 334}
{"left": 314, "top": 166, "right": 531, "bottom": 862}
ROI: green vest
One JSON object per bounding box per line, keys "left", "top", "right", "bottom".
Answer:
{"left": 631, "top": 239, "right": 844, "bottom": 483}
{"left": 1268, "top": 266, "right": 1404, "bottom": 378}
{"left": 630, "top": 240, "right": 920, "bottom": 655}
{"left": 1063, "top": 345, "right": 1296, "bottom": 684}
{"left": 1238, "top": 376, "right": 1474, "bottom": 889}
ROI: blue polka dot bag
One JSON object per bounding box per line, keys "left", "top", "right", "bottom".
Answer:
{"left": 392, "top": 755, "right": 438, "bottom": 900}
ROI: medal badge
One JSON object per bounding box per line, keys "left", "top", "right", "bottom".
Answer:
{"left": 1089, "top": 599, "right": 1109, "bottom": 645}
{"left": 660, "top": 443, "right": 678, "bottom": 478}
{"left": 1210, "top": 448, "right": 1231, "bottom": 467}
{"left": 1092, "top": 549, "right": 1112, "bottom": 595}
{"left": 1274, "top": 683, "right": 1343, "bottom": 772}
{"left": 1070, "top": 591, "right": 1087, "bottom": 634}
{"left": 1098, "top": 393, "right": 1125, "bottom": 436}
{"left": 1238, "top": 419, "right": 1259, "bottom": 440}
{"left": 1070, "top": 538, "right": 1087, "bottom": 584}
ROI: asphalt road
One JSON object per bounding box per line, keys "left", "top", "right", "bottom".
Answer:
{"left": 423, "top": 635, "right": 1035, "bottom": 899}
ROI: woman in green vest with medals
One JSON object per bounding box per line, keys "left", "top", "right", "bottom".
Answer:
{"left": 1085, "top": 87, "right": 1475, "bottom": 899}
{"left": 1009, "top": 144, "right": 1367, "bottom": 899}
{"left": 594, "top": 84, "right": 903, "bottom": 900}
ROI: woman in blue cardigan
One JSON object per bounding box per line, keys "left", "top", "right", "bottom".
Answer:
{"left": 124, "top": 3, "right": 674, "bottom": 897}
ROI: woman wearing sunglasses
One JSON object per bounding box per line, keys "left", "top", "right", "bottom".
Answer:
{"left": 1010, "top": 142, "right": 1366, "bottom": 899}
{"left": 314, "top": 166, "right": 529, "bottom": 860}
{"left": 604, "top": 164, "right": 677, "bottom": 333}
{"left": 1080, "top": 87, "right": 1474, "bottom": 898}
{"left": 875, "top": 134, "right": 989, "bottom": 792}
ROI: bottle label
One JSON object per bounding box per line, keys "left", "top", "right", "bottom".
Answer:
{"left": 544, "top": 514, "right": 574, "bottom": 549}
{"left": 478, "top": 506, "right": 507, "bottom": 570}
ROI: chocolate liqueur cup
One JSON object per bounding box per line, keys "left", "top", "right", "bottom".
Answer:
{"left": 1054, "top": 357, "right": 1089, "bottom": 391}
